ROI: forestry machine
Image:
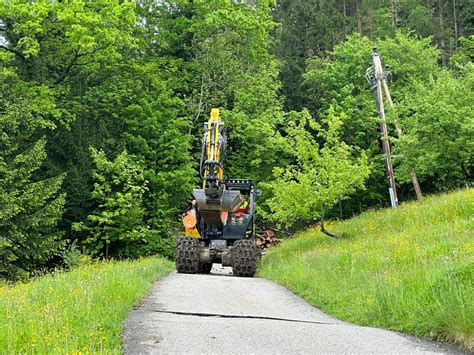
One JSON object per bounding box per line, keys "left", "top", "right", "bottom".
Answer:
{"left": 176, "top": 108, "right": 260, "bottom": 277}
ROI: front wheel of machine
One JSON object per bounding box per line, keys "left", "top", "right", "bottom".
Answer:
{"left": 232, "top": 239, "right": 259, "bottom": 277}
{"left": 176, "top": 237, "right": 200, "bottom": 274}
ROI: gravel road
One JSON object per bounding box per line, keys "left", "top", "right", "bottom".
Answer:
{"left": 122, "top": 265, "right": 459, "bottom": 354}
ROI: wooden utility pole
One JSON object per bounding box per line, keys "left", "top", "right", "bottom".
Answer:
{"left": 372, "top": 49, "right": 398, "bottom": 208}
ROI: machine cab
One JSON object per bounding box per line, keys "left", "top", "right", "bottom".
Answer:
{"left": 222, "top": 179, "right": 257, "bottom": 240}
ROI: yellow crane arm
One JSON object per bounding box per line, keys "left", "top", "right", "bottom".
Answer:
{"left": 193, "top": 108, "right": 242, "bottom": 219}
{"left": 203, "top": 108, "right": 224, "bottom": 187}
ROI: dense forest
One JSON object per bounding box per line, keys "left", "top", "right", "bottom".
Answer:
{"left": 1, "top": 0, "right": 472, "bottom": 279}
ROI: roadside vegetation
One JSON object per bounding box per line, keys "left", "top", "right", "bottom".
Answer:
{"left": 1, "top": 1, "right": 472, "bottom": 351}
{"left": 258, "top": 189, "right": 473, "bottom": 351}
{"left": 2, "top": 1, "right": 473, "bottom": 281}
{"left": 0, "top": 257, "right": 173, "bottom": 353}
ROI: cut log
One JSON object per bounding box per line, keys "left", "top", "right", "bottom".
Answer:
{"left": 255, "top": 228, "right": 281, "bottom": 249}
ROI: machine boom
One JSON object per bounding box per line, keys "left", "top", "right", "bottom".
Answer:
{"left": 193, "top": 109, "right": 242, "bottom": 224}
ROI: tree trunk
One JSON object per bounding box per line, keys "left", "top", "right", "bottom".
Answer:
{"left": 438, "top": 0, "right": 447, "bottom": 66}
{"left": 369, "top": 8, "right": 374, "bottom": 38}
{"left": 410, "top": 171, "right": 424, "bottom": 201}
{"left": 453, "top": 0, "right": 458, "bottom": 47}
{"left": 320, "top": 207, "right": 340, "bottom": 238}
{"left": 355, "top": 0, "right": 362, "bottom": 35}
{"left": 390, "top": 0, "right": 398, "bottom": 27}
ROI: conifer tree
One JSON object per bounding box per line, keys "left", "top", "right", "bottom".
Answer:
{"left": 73, "top": 149, "right": 166, "bottom": 259}
{"left": 0, "top": 76, "right": 65, "bottom": 280}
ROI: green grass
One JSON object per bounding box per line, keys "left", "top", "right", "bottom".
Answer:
{"left": 0, "top": 257, "right": 174, "bottom": 353}
{"left": 258, "top": 189, "right": 473, "bottom": 350}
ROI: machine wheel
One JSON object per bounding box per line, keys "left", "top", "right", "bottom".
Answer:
{"left": 198, "top": 262, "right": 213, "bottom": 274}
{"left": 176, "top": 237, "right": 200, "bottom": 274}
{"left": 232, "top": 239, "right": 259, "bottom": 277}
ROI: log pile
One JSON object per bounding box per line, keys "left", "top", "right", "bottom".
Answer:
{"left": 255, "top": 228, "right": 281, "bottom": 249}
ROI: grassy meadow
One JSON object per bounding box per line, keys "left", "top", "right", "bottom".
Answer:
{"left": 0, "top": 257, "right": 174, "bottom": 353}
{"left": 258, "top": 189, "right": 473, "bottom": 350}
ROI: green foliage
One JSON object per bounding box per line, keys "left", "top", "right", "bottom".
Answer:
{"left": 303, "top": 32, "right": 472, "bottom": 212}
{"left": 451, "top": 35, "right": 474, "bottom": 68}
{"left": 395, "top": 68, "right": 474, "bottom": 188}
{"left": 376, "top": 32, "right": 441, "bottom": 93}
{"left": 185, "top": 0, "right": 286, "bottom": 184}
{"left": 140, "top": 0, "right": 290, "bottom": 194}
{"left": 274, "top": 0, "right": 474, "bottom": 109}
{"left": 0, "top": 257, "right": 174, "bottom": 353}
{"left": 304, "top": 34, "right": 384, "bottom": 210}
{"left": 0, "top": 75, "right": 65, "bottom": 280}
{"left": 74, "top": 149, "right": 169, "bottom": 259}
{"left": 263, "top": 108, "right": 370, "bottom": 226}
{"left": 304, "top": 34, "right": 375, "bottom": 146}
{"left": 304, "top": 32, "right": 441, "bottom": 150}
{"left": 273, "top": 0, "right": 354, "bottom": 110}
{"left": 102, "top": 61, "right": 195, "bottom": 234}
{"left": 1, "top": 0, "right": 473, "bottom": 277}
{"left": 0, "top": 0, "right": 137, "bottom": 83}
{"left": 59, "top": 240, "right": 91, "bottom": 270}
{"left": 0, "top": 139, "right": 65, "bottom": 280}
{"left": 276, "top": 1, "right": 474, "bottom": 214}
{"left": 259, "top": 189, "right": 474, "bottom": 351}
{"left": 1, "top": 0, "right": 193, "bottom": 268}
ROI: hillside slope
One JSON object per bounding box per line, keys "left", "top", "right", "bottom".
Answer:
{"left": 258, "top": 189, "right": 473, "bottom": 350}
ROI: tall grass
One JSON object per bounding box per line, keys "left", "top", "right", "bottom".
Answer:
{"left": 258, "top": 189, "right": 473, "bottom": 350}
{"left": 0, "top": 257, "right": 174, "bottom": 353}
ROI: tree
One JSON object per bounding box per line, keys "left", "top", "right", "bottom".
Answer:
{"left": 263, "top": 108, "right": 370, "bottom": 227}
{"left": 0, "top": 73, "right": 65, "bottom": 280}
{"left": 1, "top": 0, "right": 195, "bottom": 254}
{"left": 302, "top": 32, "right": 451, "bottom": 213}
{"left": 186, "top": 0, "right": 287, "bottom": 184}
{"left": 0, "top": 0, "right": 137, "bottom": 84}
{"left": 97, "top": 60, "right": 196, "bottom": 237}
{"left": 73, "top": 149, "right": 166, "bottom": 259}
{"left": 273, "top": 0, "right": 474, "bottom": 116}
{"left": 395, "top": 68, "right": 474, "bottom": 189}
{"left": 0, "top": 0, "right": 140, "bottom": 240}
{"left": 303, "top": 34, "right": 386, "bottom": 212}
{"left": 451, "top": 34, "right": 474, "bottom": 67}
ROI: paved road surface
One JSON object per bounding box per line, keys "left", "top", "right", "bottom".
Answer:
{"left": 123, "top": 266, "right": 459, "bottom": 354}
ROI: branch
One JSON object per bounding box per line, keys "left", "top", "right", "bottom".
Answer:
{"left": 189, "top": 76, "right": 206, "bottom": 135}
{"left": 54, "top": 48, "right": 81, "bottom": 85}
{"left": 52, "top": 36, "right": 118, "bottom": 86}
{"left": 0, "top": 44, "right": 26, "bottom": 60}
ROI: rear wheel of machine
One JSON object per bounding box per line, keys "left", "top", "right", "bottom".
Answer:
{"left": 176, "top": 237, "right": 200, "bottom": 274}
{"left": 232, "top": 239, "right": 258, "bottom": 277}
